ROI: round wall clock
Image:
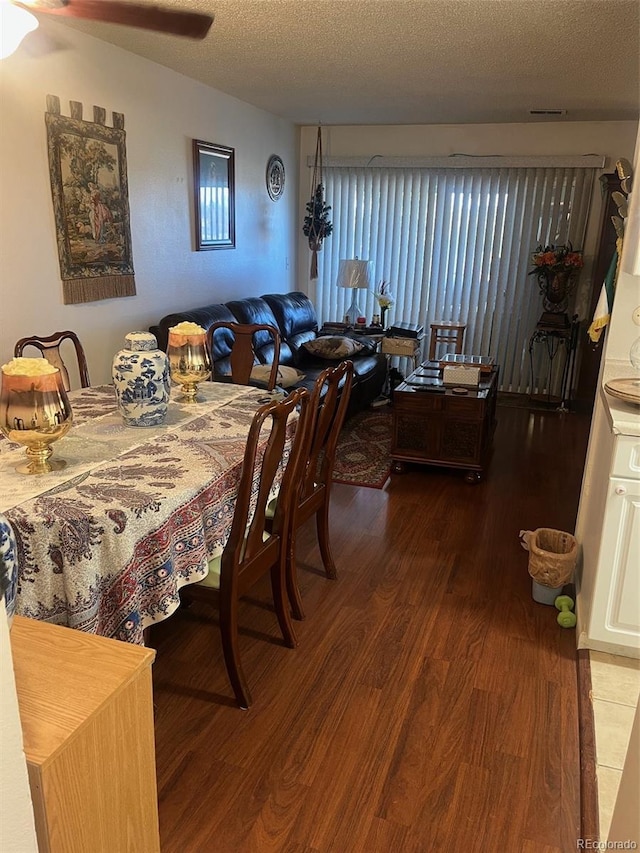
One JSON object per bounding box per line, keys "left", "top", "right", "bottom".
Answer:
{"left": 266, "top": 155, "right": 285, "bottom": 201}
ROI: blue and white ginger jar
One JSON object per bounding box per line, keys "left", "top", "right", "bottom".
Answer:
{"left": 112, "top": 332, "right": 170, "bottom": 426}
{"left": 0, "top": 514, "right": 18, "bottom": 629}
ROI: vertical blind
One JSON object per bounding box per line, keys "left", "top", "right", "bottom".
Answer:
{"left": 314, "top": 165, "right": 595, "bottom": 393}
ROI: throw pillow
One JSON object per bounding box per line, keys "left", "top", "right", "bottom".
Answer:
{"left": 250, "top": 364, "right": 305, "bottom": 388}
{"left": 352, "top": 335, "right": 379, "bottom": 355}
{"left": 302, "top": 336, "right": 365, "bottom": 360}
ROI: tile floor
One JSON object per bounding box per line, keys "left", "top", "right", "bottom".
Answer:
{"left": 589, "top": 651, "right": 640, "bottom": 841}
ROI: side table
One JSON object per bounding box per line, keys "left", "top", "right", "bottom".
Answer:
{"left": 381, "top": 334, "right": 424, "bottom": 370}
{"left": 381, "top": 335, "right": 425, "bottom": 397}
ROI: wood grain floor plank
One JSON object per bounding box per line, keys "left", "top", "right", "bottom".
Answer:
{"left": 523, "top": 680, "right": 567, "bottom": 847}
{"left": 283, "top": 683, "right": 386, "bottom": 849}
{"left": 363, "top": 816, "right": 410, "bottom": 851}
{"left": 432, "top": 762, "right": 493, "bottom": 850}
{"left": 521, "top": 841, "right": 563, "bottom": 853}
{"left": 561, "top": 680, "right": 582, "bottom": 849}
{"left": 375, "top": 656, "right": 450, "bottom": 827}
{"left": 151, "top": 404, "right": 591, "bottom": 851}
{"left": 378, "top": 658, "right": 477, "bottom": 830}
{"left": 480, "top": 752, "right": 531, "bottom": 851}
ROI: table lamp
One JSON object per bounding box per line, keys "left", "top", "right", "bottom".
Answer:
{"left": 336, "top": 259, "right": 373, "bottom": 324}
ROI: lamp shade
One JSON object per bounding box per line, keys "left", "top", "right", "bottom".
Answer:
{"left": 336, "top": 259, "right": 373, "bottom": 290}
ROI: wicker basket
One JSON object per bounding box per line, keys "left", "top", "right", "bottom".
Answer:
{"left": 519, "top": 528, "right": 578, "bottom": 588}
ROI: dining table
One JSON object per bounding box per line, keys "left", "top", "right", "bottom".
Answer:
{"left": 0, "top": 381, "right": 281, "bottom": 644}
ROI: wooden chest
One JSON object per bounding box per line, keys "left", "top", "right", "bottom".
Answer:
{"left": 391, "top": 366, "right": 499, "bottom": 481}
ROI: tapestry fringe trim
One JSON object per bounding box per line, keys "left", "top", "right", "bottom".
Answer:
{"left": 63, "top": 275, "right": 136, "bottom": 305}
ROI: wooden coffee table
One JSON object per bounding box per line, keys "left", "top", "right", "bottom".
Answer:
{"left": 391, "top": 362, "right": 499, "bottom": 482}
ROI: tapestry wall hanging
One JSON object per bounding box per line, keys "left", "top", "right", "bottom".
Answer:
{"left": 45, "top": 95, "right": 136, "bottom": 305}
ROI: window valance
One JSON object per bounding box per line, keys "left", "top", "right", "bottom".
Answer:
{"left": 307, "top": 154, "right": 606, "bottom": 169}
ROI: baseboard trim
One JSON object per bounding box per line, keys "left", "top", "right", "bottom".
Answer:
{"left": 577, "top": 648, "right": 600, "bottom": 843}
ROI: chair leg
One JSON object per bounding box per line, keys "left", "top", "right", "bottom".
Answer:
{"left": 270, "top": 558, "right": 297, "bottom": 649}
{"left": 286, "top": 528, "right": 305, "bottom": 622}
{"left": 219, "top": 593, "right": 252, "bottom": 709}
{"left": 316, "top": 494, "right": 337, "bottom": 580}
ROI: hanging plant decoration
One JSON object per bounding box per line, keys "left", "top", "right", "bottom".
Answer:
{"left": 302, "top": 125, "right": 333, "bottom": 279}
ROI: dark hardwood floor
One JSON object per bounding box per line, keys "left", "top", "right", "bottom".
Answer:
{"left": 150, "top": 402, "right": 591, "bottom": 852}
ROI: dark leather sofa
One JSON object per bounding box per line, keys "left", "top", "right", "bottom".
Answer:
{"left": 149, "top": 291, "right": 387, "bottom": 419}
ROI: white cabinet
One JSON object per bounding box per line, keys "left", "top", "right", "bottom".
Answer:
{"left": 590, "top": 472, "right": 640, "bottom": 648}
{"left": 577, "top": 397, "right": 640, "bottom": 657}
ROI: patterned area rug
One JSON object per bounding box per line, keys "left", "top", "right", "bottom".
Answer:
{"left": 332, "top": 407, "right": 392, "bottom": 489}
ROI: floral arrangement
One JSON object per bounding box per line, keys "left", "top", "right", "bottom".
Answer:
{"left": 374, "top": 280, "right": 394, "bottom": 309}
{"left": 529, "top": 243, "right": 584, "bottom": 278}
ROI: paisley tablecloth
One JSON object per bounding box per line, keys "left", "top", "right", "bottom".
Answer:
{"left": 0, "top": 383, "right": 275, "bottom": 643}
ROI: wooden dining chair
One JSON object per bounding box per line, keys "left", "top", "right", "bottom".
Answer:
{"left": 14, "top": 330, "right": 90, "bottom": 391}
{"left": 207, "top": 321, "right": 281, "bottom": 390}
{"left": 428, "top": 322, "right": 466, "bottom": 362}
{"left": 273, "top": 360, "right": 354, "bottom": 621}
{"left": 183, "top": 387, "right": 312, "bottom": 709}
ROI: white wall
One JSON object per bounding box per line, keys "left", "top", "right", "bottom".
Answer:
{"left": 0, "top": 20, "right": 298, "bottom": 385}
{"left": 0, "top": 22, "right": 297, "bottom": 847}
{"left": 297, "top": 122, "right": 638, "bottom": 309}
{"left": 0, "top": 603, "right": 38, "bottom": 853}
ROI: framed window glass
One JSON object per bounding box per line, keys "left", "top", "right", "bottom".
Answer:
{"left": 193, "top": 140, "right": 235, "bottom": 250}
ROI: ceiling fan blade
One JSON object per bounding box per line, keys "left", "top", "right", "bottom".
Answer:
{"left": 23, "top": 1, "right": 214, "bottom": 39}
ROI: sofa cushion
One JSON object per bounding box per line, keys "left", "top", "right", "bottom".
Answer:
{"left": 208, "top": 324, "right": 235, "bottom": 362}
{"left": 303, "top": 336, "right": 366, "bottom": 360}
{"left": 250, "top": 364, "right": 305, "bottom": 389}
{"left": 150, "top": 303, "right": 236, "bottom": 353}
{"left": 343, "top": 334, "right": 380, "bottom": 355}
{"left": 225, "top": 297, "right": 287, "bottom": 365}
{"left": 261, "top": 292, "right": 318, "bottom": 340}
{"left": 262, "top": 292, "right": 318, "bottom": 366}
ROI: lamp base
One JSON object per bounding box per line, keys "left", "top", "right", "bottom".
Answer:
{"left": 345, "top": 294, "right": 364, "bottom": 325}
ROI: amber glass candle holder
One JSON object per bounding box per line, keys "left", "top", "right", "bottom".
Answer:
{"left": 167, "top": 324, "right": 211, "bottom": 402}
{"left": 0, "top": 359, "right": 73, "bottom": 475}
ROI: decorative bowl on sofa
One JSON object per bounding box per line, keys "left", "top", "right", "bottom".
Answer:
{"left": 150, "top": 292, "right": 387, "bottom": 419}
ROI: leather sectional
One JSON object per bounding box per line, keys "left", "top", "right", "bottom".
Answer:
{"left": 149, "top": 291, "right": 387, "bottom": 419}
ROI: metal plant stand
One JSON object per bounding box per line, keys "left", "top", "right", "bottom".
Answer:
{"left": 528, "top": 315, "right": 580, "bottom": 412}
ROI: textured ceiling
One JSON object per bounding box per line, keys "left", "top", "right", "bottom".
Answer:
{"left": 36, "top": 0, "right": 640, "bottom": 125}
